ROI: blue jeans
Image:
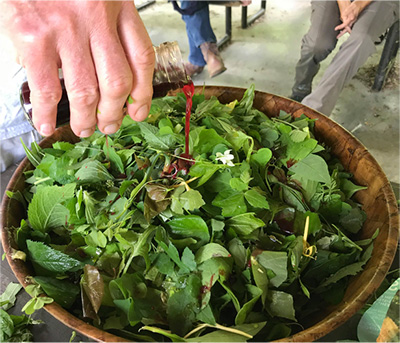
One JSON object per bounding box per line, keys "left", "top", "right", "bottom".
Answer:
{"left": 181, "top": 1, "right": 217, "bottom": 66}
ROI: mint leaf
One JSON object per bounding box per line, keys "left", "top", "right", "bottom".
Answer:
{"left": 75, "top": 160, "right": 113, "bottom": 183}
{"left": 137, "top": 122, "right": 175, "bottom": 150}
{"left": 26, "top": 240, "right": 84, "bottom": 273}
{"left": 28, "top": 183, "right": 75, "bottom": 232}
{"left": 181, "top": 247, "right": 197, "bottom": 272}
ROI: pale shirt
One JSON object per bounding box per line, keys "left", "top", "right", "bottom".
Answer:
{"left": 0, "top": 36, "right": 42, "bottom": 172}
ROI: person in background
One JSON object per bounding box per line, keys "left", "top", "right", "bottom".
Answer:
{"left": 290, "top": 0, "right": 399, "bottom": 115}
{"left": 173, "top": 1, "right": 250, "bottom": 78}
{"left": 0, "top": 1, "right": 155, "bottom": 172}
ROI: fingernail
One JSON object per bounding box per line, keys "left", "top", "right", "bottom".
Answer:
{"left": 103, "top": 123, "right": 119, "bottom": 134}
{"left": 39, "top": 123, "right": 54, "bottom": 136}
{"left": 79, "top": 128, "right": 95, "bottom": 137}
{"left": 135, "top": 105, "right": 149, "bottom": 121}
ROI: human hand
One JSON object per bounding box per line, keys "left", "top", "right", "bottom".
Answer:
{"left": 0, "top": 1, "right": 155, "bottom": 137}
{"left": 240, "top": 0, "right": 252, "bottom": 7}
{"left": 335, "top": 1, "right": 365, "bottom": 38}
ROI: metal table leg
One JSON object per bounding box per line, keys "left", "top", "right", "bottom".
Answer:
{"left": 217, "top": 6, "right": 232, "bottom": 49}
{"left": 241, "top": 0, "right": 266, "bottom": 29}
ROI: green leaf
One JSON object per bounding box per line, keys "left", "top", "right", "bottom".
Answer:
{"left": 167, "top": 274, "right": 202, "bottom": 336}
{"left": 26, "top": 240, "right": 85, "bottom": 273}
{"left": 182, "top": 247, "right": 197, "bottom": 272}
{"left": 196, "top": 304, "right": 216, "bottom": 325}
{"left": 212, "top": 190, "right": 247, "bottom": 217}
{"left": 289, "top": 154, "right": 331, "bottom": 185}
{"left": 34, "top": 276, "right": 80, "bottom": 309}
{"left": 178, "top": 189, "right": 205, "bottom": 212}
{"left": 256, "top": 251, "right": 288, "bottom": 287}
{"left": 75, "top": 160, "right": 114, "bottom": 183}
{"left": 195, "top": 243, "right": 231, "bottom": 264}
{"left": 189, "top": 161, "right": 224, "bottom": 187}
{"left": 267, "top": 290, "right": 296, "bottom": 321}
{"left": 195, "top": 129, "right": 230, "bottom": 154}
{"left": 103, "top": 137, "right": 124, "bottom": 174}
{"left": 340, "top": 179, "right": 367, "bottom": 199}
{"left": 137, "top": 121, "right": 175, "bottom": 150}
{"left": 167, "top": 215, "right": 210, "bottom": 247}
{"left": 227, "top": 213, "right": 265, "bottom": 236}
{"left": 235, "top": 285, "right": 263, "bottom": 325}
{"left": 230, "top": 178, "right": 248, "bottom": 192}
{"left": 0, "top": 283, "right": 22, "bottom": 311}
{"left": 28, "top": 183, "right": 75, "bottom": 232}
{"left": 0, "top": 309, "right": 14, "bottom": 341}
{"left": 251, "top": 148, "right": 272, "bottom": 168}
{"left": 244, "top": 189, "right": 269, "bottom": 209}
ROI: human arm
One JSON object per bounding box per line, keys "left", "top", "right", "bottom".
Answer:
{"left": 0, "top": 1, "right": 155, "bottom": 138}
{"left": 335, "top": 0, "right": 373, "bottom": 38}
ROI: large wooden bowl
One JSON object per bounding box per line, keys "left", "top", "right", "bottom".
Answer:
{"left": 1, "top": 86, "right": 399, "bottom": 342}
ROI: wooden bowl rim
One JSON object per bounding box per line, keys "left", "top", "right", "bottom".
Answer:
{"left": 1, "top": 86, "right": 398, "bottom": 342}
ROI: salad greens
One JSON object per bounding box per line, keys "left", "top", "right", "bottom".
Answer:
{"left": 0, "top": 282, "right": 43, "bottom": 342}
{"left": 8, "top": 85, "right": 373, "bottom": 341}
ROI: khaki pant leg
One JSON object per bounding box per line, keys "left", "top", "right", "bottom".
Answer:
{"left": 302, "top": 1, "right": 399, "bottom": 115}
{"left": 292, "top": 0, "right": 341, "bottom": 96}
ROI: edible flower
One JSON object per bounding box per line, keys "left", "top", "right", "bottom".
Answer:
{"left": 215, "top": 149, "right": 235, "bottom": 166}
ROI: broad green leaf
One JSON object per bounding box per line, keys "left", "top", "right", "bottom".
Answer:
{"left": 212, "top": 190, "right": 247, "bottom": 217}
{"left": 227, "top": 213, "right": 265, "bottom": 236}
{"left": 244, "top": 189, "right": 269, "bottom": 209}
{"left": 167, "top": 274, "right": 202, "bottom": 336}
{"left": 228, "top": 238, "right": 247, "bottom": 270}
{"left": 167, "top": 215, "right": 210, "bottom": 246}
{"left": 195, "top": 129, "right": 230, "bottom": 154}
{"left": 137, "top": 121, "right": 175, "bottom": 150}
{"left": 267, "top": 290, "right": 296, "bottom": 321}
{"left": 230, "top": 178, "right": 248, "bottom": 192}
{"left": 0, "top": 283, "right": 22, "bottom": 311}
{"left": 179, "top": 189, "right": 205, "bottom": 212}
{"left": 75, "top": 160, "right": 114, "bottom": 183}
{"left": 182, "top": 247, "right": 197, "bottom": 272}
{"left": 26, "top": 240, "right": 84, "bottom": 273}
{"left": 195, "top": 243, "right": 231, "bottom": 264}
{"left": 251, "top": 257, "right": 269, "bottom": 306}
{"left": 289, "top": 154, "right": 331, "bottom": 185}
{"left": 283, "top": 136, "right": 318, "bottom": 163}
{"left": 256, "top": 251, "right": 288, "bottom": 287}
{"left": 28, "top": 183, "right": 75, "bottom": 232}
{"left": 189, "top": 161, "right": 224, "bottom": 187}
{"left": 34, "top": 276, "right": 79, "bottom": 309}
{"left": 196, "top": 304, "right": 216, "bottom": 325}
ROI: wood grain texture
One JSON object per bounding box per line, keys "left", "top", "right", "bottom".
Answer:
{"left": 1, "top": 86, "right": 398, "bottom": 342}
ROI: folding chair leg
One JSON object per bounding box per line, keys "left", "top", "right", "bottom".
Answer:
{"left": 373, "top": 20, "right": 399, "bottom": 91}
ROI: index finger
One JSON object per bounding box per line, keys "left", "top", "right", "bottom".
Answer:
{"left": 117, "top": 3, "right": 155, "bottom": 122}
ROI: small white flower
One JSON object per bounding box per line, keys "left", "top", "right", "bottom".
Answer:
{"left": 215, "top": 149, "right": 235, "bottom": 167}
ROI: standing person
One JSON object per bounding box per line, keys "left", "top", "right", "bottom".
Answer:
{"left": 172, "top": 1, "right": 227, "bottom": 78}
{"left": 290, "top": 0, "right": 399, "bottom": 115}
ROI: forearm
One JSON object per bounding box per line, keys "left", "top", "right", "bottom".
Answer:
{"left": 352, "top": 0, "right": 373, "bottom": 14}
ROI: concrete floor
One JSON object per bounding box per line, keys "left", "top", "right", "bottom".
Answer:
{"left": 139, "top": 0, "right": 399, "bottom": 186}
